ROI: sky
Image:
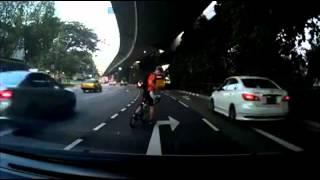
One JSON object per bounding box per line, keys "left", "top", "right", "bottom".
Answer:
{"left": 54, "top": 1, "right": 120, "bottom": 75}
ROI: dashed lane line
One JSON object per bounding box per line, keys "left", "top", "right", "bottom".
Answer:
{"left": 63, "top": 138, "right": 83, "bottom": 150}
{"left": 92, "top": 123, "right": 106, "bottom": 131}
{"left": 201, "top": 118, "right": 219, "bottom": 131}
{"left": 121, "top": 108, "right": 127, "bottom": 112}
{"left": 178, "top": 101, "right": 189, "bottom": 108}
{"left": 110, "top": 113, "right": 119, "bottom": 119}
{"left": 253, "top": 128, "right": 304, "bottom": 152}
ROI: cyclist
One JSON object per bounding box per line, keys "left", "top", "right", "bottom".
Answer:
{"left": 142, "top": 66, "right": 164, "bottom": 124}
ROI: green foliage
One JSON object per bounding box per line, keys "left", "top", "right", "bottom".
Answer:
{"left": 0, "top": 1, "right": 99, "bottom": 78}
{"left": 169, "top": 1, "right": 320, "bottom": 93}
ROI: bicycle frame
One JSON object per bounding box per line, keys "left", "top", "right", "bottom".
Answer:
{"left": 130, "top": 93, "right": 161, "bottom": 128}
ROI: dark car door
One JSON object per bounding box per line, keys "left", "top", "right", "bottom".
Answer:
{"left": 45, "top": 75, "right": 71, "bottom": 109}
{"left": 19, "top": 73, "right": 65, "bottom": 114}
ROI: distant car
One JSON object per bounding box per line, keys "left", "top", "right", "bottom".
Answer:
{"left": 0, "top": 71, "right": 76, "bottom": 119}
{"left": 137, "top": 80, "right": 143, "bottom": 88}
{"left": 120, "top": 80, "right": 128, "bottom": 86}
{"left": 209, "top": 76, "right": 289, "bottom": 121}
{"left": 109, "top": 81, "right": 117, "bottom": 86}
{"left": 81, "top": 79, "right": 102, "bottom": 93}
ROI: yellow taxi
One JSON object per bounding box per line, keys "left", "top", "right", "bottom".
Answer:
{"left": 81, "top": 79, "right": 102, "bottom": 93}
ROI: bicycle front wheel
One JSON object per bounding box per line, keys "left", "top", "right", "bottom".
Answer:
{"left": 130, "top": 114, "right": 138, "bottom": 128}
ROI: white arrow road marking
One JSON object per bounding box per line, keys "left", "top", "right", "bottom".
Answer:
{"left": 0, "top": 129, "right": 16, "bottom": 137}
{"left": 93, "top": 123, "right": 106, "bottom": 131}
{"left": 201, "top": 118, "right": 219, "bottom": 131}
{"left": 253, "top": 128, "right": 304, "bottom": 152}
{"left": 147, "top": 116, "right": 180, "bottom": 156}
{"left": 182, "top": 95, "right": 191, "bottom": 100}
{"left": 64, "top": 138, "right": 83, "bottom": 150}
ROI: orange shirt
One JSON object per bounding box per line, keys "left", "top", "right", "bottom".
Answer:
{"left": 147, "top": 73, "right": 156, "bottom": 91}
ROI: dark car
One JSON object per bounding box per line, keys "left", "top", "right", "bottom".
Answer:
{"left": 120, "top": 80, "right": 128, "bottom": 86}
{"left": 0, "top": 71, "right": 76, "bottom": 119}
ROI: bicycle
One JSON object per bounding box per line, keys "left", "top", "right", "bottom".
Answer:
{"left": 129, "top": 94, "right": 161, "bottom": 128}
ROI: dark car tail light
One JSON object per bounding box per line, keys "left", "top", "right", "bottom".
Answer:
{"left": 242, "top": 93, "right": 260, "bottom": 101}
{"left": 0, "top": 90, "right": 13, "bottom": 100}
{"left": 282, "top": 95, "right": 290, "bottom": 101}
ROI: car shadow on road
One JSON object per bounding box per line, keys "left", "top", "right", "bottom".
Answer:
{"left": 10, "top": 111, "right": 79, "bottom": 136}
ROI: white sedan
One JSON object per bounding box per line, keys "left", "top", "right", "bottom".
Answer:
{"left": 209, "top": 76, "right": 289, "bottom": 121}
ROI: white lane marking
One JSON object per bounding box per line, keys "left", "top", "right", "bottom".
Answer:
{"left": 0, "top": 129, "right": 15, "bottom": 137}
{"left": 304, "top": 120, "right": 320, "bottom": 128}
{"left": 201, "top": 118, "right": 219, "bottom": 131}
{"left": 182, "top": 95, "right": 191, "bottom": 100}
{"left": 110, "top": 113, "right": 119, "bottom": 119}
{"left": 93, "top": 123, "right": 106, "bottom": 131}
{"left": 178, "top": 101, "right": 189, "bottom": 108}
{"left": 121, "top": 108, "right": 127, "bottom": 112}
{"left": 64, "top": 138, "right": 83, "bottom": 150}
{"left": 253, "top": 128, "right": 304, "bottom": 152}
{"left": 170, "top": 96, "right": 177, "bottom": 101}
{"left": 127, "top": 104, "right": 131, "bottom": 107}
{"left": 131, "top": 101, "right": 134, "bottom": 104}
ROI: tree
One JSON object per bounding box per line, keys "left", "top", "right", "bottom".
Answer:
{"left": 58, "top": 21, "right": 99, "bottom": 53}
{"left": 169, "top": 1, "right": 320, "bottom": 93}
{"left": 24, "top": 1, "right": 61, "bottom": 67}
{"left": 46, "top": 21, "right": 99, "bottom": 77}
{"left": 0, "top": 1, "right": 29, "bottom": 57}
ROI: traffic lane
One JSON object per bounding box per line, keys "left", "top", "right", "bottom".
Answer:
{"left": 155, "top": 94, "right": 248, "bottom": 155}
{"left": 0, "top": 85, "right": 140, "bottom": 148}
{"left": 164, "top": 90, "right": 293, "bottom": 153}
{"left": 77, "top": 93, "right": 248, "bottom": 155}
{"left": 74, "top": 96, "right": 154, "bottom": 154}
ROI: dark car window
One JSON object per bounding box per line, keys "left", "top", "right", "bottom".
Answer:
{"left": 228, "top": 78, "right": 238, "bottom": 85}
{"left": 220, "top": 78, "right": 238, "bottom": 91}
{"left": 225, "top": 78, "right": 239, "bottom": 91}
{"left": 0, "top": 72, "right": 28, "bottom": 87}
{"left": 24, "top": 73, "right": 56, "bottom": 88}
{"left": 241, "top": 79, "right": 279, "bottom": 89}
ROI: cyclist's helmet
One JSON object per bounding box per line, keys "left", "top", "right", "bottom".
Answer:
{"left": 155, "top": 66, "right": 164, "bottom": 75}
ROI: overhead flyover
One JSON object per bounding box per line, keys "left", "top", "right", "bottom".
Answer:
{"left": 104, "top": 1, "right": 211, "bottom": 75}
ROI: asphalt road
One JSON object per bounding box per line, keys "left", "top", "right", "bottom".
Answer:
{"left": 1, "top": 84, "right": 320, "bottom": 155}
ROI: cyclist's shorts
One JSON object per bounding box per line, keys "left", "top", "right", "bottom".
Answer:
{"left": 143, "top": 91, "right": 155, "bottom": 106}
